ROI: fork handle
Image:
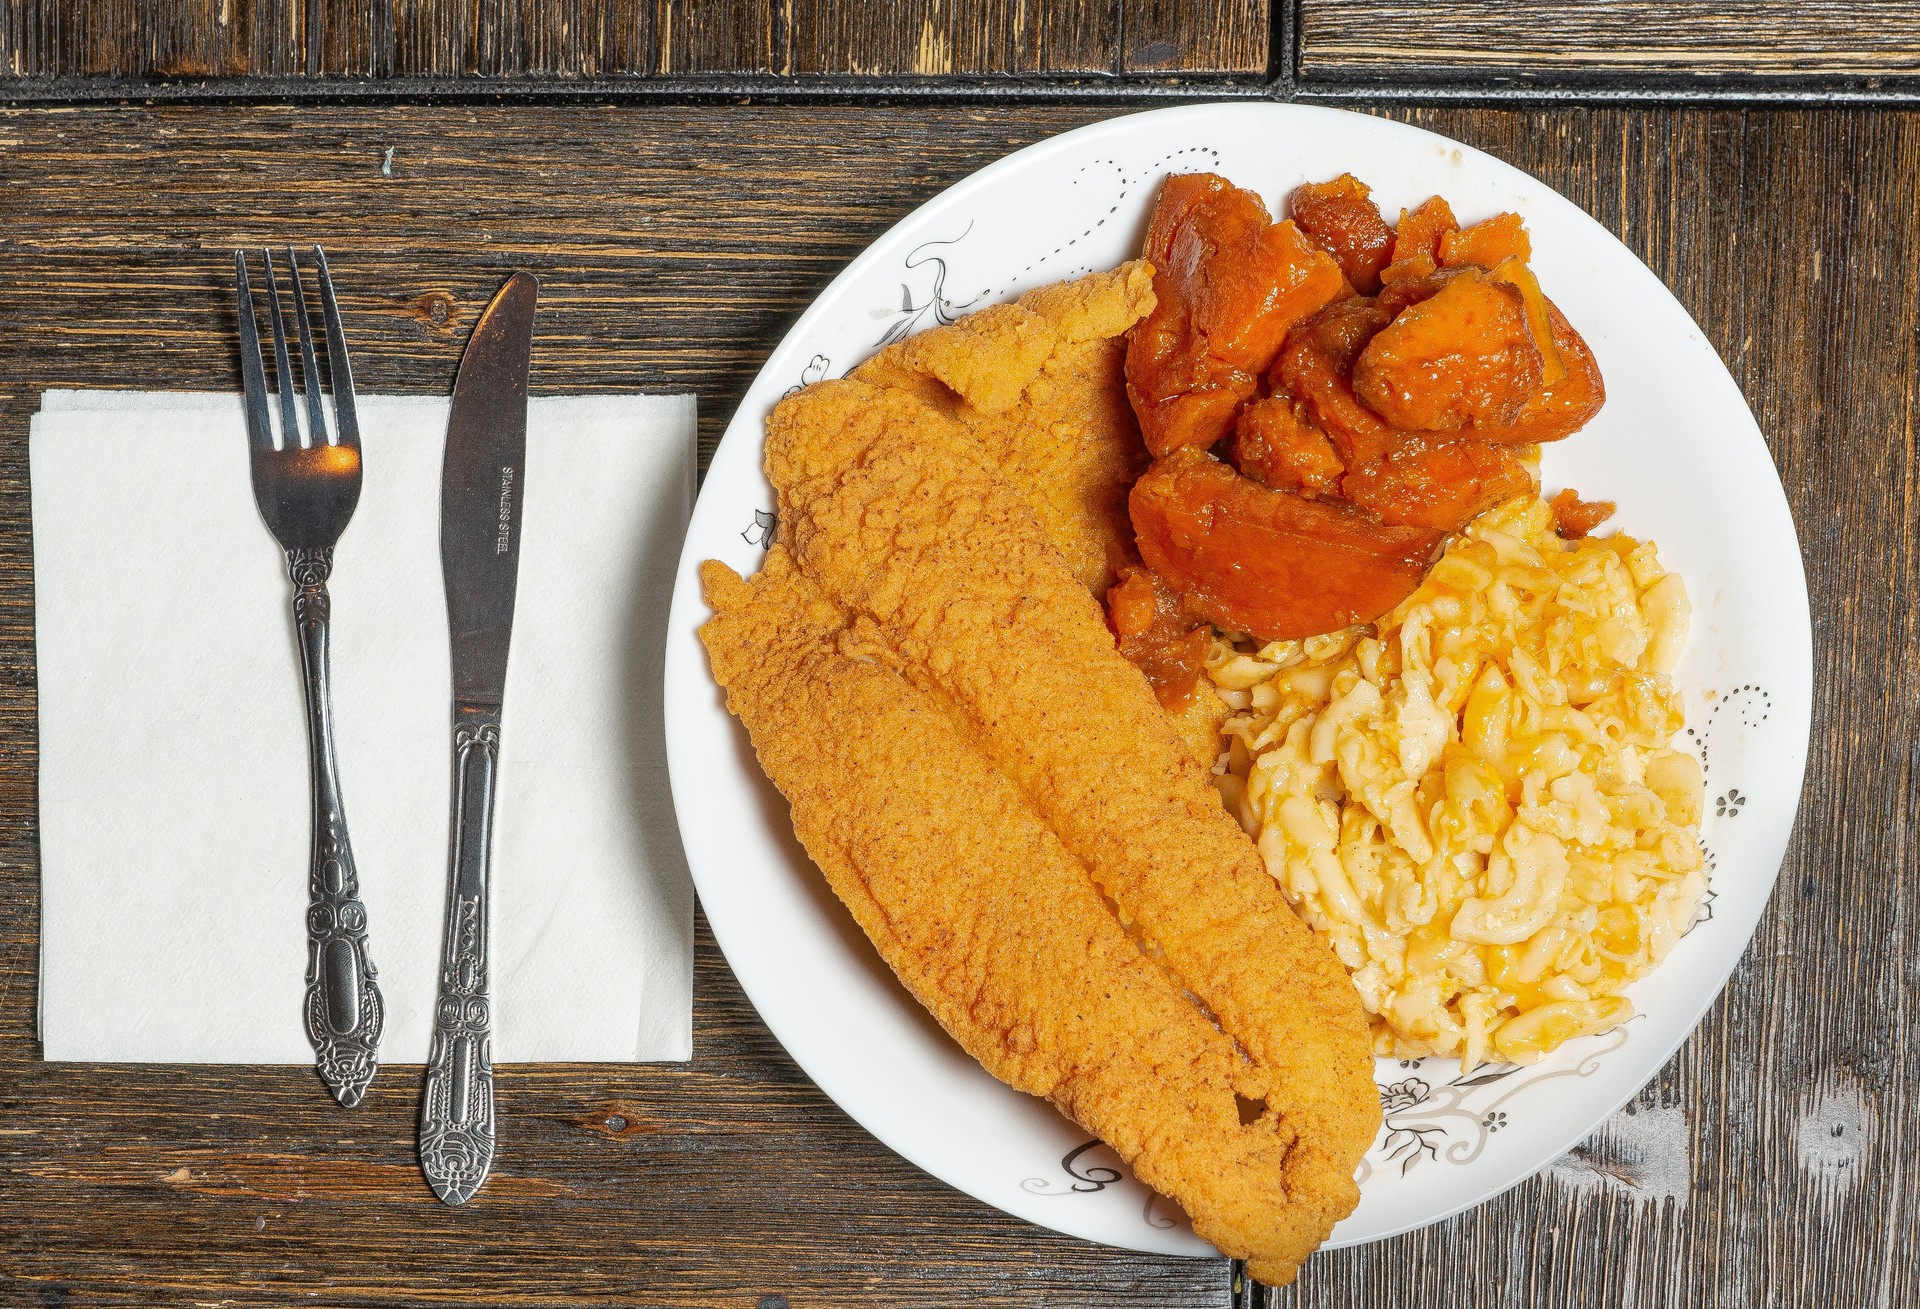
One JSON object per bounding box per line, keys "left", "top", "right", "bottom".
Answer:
{"left": 288, "top": 547, "right": 384, "bottom": 1107}
{"left": 419, "top": 702, "right": 501, "bottom": 1204}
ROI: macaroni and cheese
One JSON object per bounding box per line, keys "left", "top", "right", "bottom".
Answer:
{"left": 1209, "top": 497, "right": 1705, "bottom": 1070}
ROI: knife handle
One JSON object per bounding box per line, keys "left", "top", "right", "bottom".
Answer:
{"left": 420, "top": 701, "right": 501, "bottom": 1204}
{"left": 288, "top": 548, "right": 383, "bottom": 1108}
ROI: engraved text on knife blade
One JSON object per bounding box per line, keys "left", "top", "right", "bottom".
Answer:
{"left": 495, "top": 464, "right": 514, "bottom": 555}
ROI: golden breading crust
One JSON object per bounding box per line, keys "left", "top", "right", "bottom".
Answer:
{"left": 848, "top": 261, "right": 1157, "bottom": 596}
{"left": 700, "top": 548, "right": 1344, "bottom": 1281}
{"left": 762, "top": 379, "right": 1380, "bottom": 1285}
{"left": 1169, "top": 677, "right": 1234, "bottom": 769}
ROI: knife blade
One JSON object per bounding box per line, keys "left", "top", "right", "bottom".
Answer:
{"left": 419, "top": 271, "right": 538, "bottom": 1205}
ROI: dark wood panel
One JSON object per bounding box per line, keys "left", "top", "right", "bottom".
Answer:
{"left": 0, "top": 0, "right": 1269, "bottom": 84}
{"left": 782, "top": 0, "right": 1173, "bottom": 77}
{"left": 0, "top": 101, "right": 1913, "bottom": 1308}
{"left": 1121, "top": 0, "right": 1266, "bottom": 73}
{"left": 1299, "top": 1, "right": 1920, "bottom": 88}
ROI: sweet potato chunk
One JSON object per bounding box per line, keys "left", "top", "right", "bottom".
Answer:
{"left": 1472, "top": 302, "right": 1605, "bottom": 445}
{"left": 1352, "top": 273, "right": 1543, "bottom": 431}
{"left": 1487, "top": 256, "right": 1565, "bottom": 386}
{"left": 1379, "top": 253, "right": 1438, "bottom": 289}
{"left": 1117, "top": 173, "right": 1610, "bottom": 650}
{"left": 1549, "top": 487, "right": 1616, "bottom": 538}
{"left": 1233, "top": 396, "right": 1346, "bottom": 496}
{"left": 1141, "top": 176, "right": 1335, "bottom": 372}
{"left": 1374, "top": 265, "right": 1473, "bottom": 318}
{"left": 1390, "top": 196, "right": 1459, "bottom": 265}
{"left": 1125, "top": 300, "right": 1259, "bottom": 458}
{"left": 1276, "top": 297, "right": 1398, "bottom": 467}
{"left": 1106, "top": 564, "right": 1212, "bottom": 710}
{"left": 1290, "top": 174, "right": 1395, "bottom": 296}
{"left": 1439, "top": 213, "right": 1531, "bottom": 270}
{"left": 1126, "top": 174, "right": 1346, "bottom": 456}
{"left": 1130, "top": 447, "right": 1444, "bottom": 641}
{"left": 1341, "top": 437, "right": 1534, "bottom": 531}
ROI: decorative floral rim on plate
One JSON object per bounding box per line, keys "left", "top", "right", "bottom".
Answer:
{"left": 663, "top": 103, "right": 1812, "bottom": 1258}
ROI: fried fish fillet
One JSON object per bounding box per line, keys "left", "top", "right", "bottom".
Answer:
{"left": 760, "top": 378, "right": 1379, "bottom": 1282}
{"left": 849, "top": 261, "right": 1156, "bottom": 597}
{"left": 1165, "top": 674, "right": 1233, "bottom": 770}
{"left": 847, "top": 262, "right": 1231, "bottom": 766}
{"left": 701, "top": 548, "right": 1349, "bottom": 1281}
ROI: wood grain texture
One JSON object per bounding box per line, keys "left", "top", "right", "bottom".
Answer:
{"left": 0, "top": 101, "right": 1912, "bottom": 1307}
{"left": 1119, "top": 0, "right": 1266, "bottom": 74}
{"left": 1300, "top": 1, "right": 1920, "bottom": 89}
{"left": 0, "top": 0, "right": 1269, "bottom": 84}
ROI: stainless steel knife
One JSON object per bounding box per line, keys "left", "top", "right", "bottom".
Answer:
{"left": 419, "top": 271, "right": 539, "bottom": 1205}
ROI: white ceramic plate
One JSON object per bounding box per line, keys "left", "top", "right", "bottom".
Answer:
{"left": 663, "top": 103, "right": 1812, "bottom": 1258}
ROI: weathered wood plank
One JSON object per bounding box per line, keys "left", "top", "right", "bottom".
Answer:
{"left": 1121, "top": 0, "right": 1266, "bottom": 73}
{"left": 0, "top": 0, "right": 1269, "bottom": 84}
{"left": 1298, "top": 1, "right": 1920, "bottom": 89}
{"left": 785, "top": 0, "right": 1107, "bottom": 77}
{"left": 0, "top": 100, "right": 1912, "bottom": 1307}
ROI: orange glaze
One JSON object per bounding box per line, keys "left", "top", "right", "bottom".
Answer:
{"left": 1107, "top": 564, "right": 1213, "bottom": 710}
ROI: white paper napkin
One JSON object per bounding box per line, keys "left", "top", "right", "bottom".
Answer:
{"left": 32, "top": 390, "right": 695, "bottom": 1064}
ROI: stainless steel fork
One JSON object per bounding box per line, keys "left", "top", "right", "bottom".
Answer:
{"left": 235, "top": 246, "right": 383, "bottom": 1107}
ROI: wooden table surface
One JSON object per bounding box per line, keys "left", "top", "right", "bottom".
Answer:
{"left": 1, "top": 4, "right": 1913, "bottom": 1307}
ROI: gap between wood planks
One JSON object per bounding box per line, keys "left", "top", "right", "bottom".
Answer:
{"left": 4, "top": 71, "right": 1920, "bottom": 108}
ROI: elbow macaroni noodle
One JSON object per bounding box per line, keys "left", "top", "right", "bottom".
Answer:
{"left": 1210, "top": 497, "right": 1705, "bottom": 1070}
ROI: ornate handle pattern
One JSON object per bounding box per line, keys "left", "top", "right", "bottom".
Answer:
{"left": 419, "top": 703, "right": 501, "bottom": 1204}
{"left": 289, "top": 547, "right": 383, "bottom": 1108}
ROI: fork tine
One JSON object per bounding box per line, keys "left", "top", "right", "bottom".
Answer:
{"left": 285, "top": 248, "right": 332, "bottom": 446}
{"left": 312, "top": 246, "right": 360, "bottom": 451}
{"left": 263, "top": 249, "right": 304, "bottom": 448}
{"left": 234, "top": 251, "right": 275, "bottom": 454}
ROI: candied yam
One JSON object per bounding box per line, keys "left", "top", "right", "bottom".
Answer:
{"left": 1141, "top": 175, "right": 1348, "bottom": 374}
{"left": 1376, "top": 265, "right": 1472, "bottom": 318}
{"left": 1276, "top": 297, "right": 1398, "bottom": 467}
{"left": 1380, "top": 253, "right": 1438, "bottom": 288}
{"left": 1473, "top": 301, "right": 1605, "bottom": 445}
{"left": 1138, "top": 623, "right": 1212, "bottom": 710}
{"left": 1130, "top": 447, "right": 1444, "bottom": 641}
{"left": 1391, "top": 196, "right": 1460, "bottom": 264}
{"left": 1127, "top": 173, "right": 1346, "bottom": 456}
{"left": 1121, "top": 358, "right": 1259, "bottom": 456}
{"left": 1439, "top": 213, "right": 1532, "bottom": 270}
{"left": 1106, "top": 564, "right": 1161, "bottom": 638}
{"left": 1549, "top": 487, "right": 1617, "bottom": 538}
{"left": 1142, "top": 172, "right": 1232, "bottom": 265}
{"left": 1293, "top": 293, "right": 1394, "bottom": 370}
{"left": 1488, "top": 256, "right": 1565, "bottom": 386}
{"left": 1233, "top": 396, "right": 1346, "bottom": 496}
{"left": 1341, "top": 437, "right": 1535, "bottom": 532}
{"left": 1106, "top": 564, "right": 1212, "bottom": 710}
{"left": 1125, "top": 306, "right": 1260, "bottom": 457}
{"left": 1290, "top": 174, "right": 1395, "bottom": 296}
{"left": 1259, "top": 221, "right": 1351, "bottom": 348}
{"left": 1352, "top": 274, "right": 1544, "bottom": 431}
